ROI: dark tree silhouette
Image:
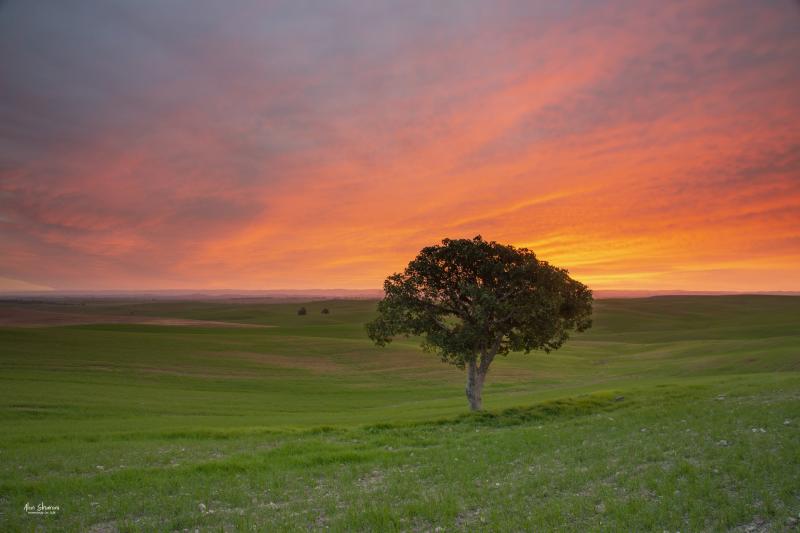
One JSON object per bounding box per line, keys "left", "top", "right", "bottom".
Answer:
{"left": 321, "top": 308, "right": 330, "bottom": 314}
{"left": 366, "top": 236, "right": 593, "bottom": 411}
{"left": 297, "top": 307, "right": 307, "bottom": 316}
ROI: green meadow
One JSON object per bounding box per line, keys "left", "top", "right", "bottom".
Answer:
{"left": 1, "top": 296, "right": 799, "bottom": 531}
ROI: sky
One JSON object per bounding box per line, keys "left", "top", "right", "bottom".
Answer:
{"left": 1, "top": 0, "right": 799, "bottom": 292}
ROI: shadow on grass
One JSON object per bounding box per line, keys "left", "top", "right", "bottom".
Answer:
{"left": 365, "top": 391, "right": 629, "bottom": 432}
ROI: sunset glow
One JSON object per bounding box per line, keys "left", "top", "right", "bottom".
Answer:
{"left": 1, "top": 1, "right": 799, "bottom": 291}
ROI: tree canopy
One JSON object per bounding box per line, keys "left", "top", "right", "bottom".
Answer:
{"left": 366, "top": 236, "right": 593, "bottom": 410}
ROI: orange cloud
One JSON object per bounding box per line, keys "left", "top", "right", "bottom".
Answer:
{"left": 1, "top": 0, "right": 798, "bottom": 291}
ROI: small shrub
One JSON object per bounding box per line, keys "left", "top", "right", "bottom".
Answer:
{"left": 297, "top": 307, "right": 307, "bottom": 316}
{"left": 321, "top": 308, "right": 330, "bottom": 314}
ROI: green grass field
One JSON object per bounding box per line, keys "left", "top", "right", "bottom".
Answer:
{"left": 1, "top": 296, "right": 799, "bottom": 531}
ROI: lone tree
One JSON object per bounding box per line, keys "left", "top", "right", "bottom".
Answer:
{"left": 366, "top": 236, "right": 593, "bottom": 411}
{"left": 321, "top": 308, "right": 330, "bottom": 315}
{"left": 297, "top": 307, "right": 307, "bottom": 316}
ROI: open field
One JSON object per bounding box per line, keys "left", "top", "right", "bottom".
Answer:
{"left": 1, "top": 296, "right": 799, "bottom": 531}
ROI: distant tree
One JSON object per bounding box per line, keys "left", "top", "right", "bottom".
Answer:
{"left": 366, "top": 236, "right": 593, "bottom": 411}
{"left": 297, "top": 307, "right": 307, "bottom": 316}
{"left": 321, "top": 308, "right": 330, "bottom": 314}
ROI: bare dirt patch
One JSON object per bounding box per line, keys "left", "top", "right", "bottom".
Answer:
{"left": 216, "top": 351, "right": 344, "bottom": 374}
{"left": 357, "top": 469, "right": 385, "bottom": 492}
{"left": 86, "top": 521, "right": 119, "bottom": 533}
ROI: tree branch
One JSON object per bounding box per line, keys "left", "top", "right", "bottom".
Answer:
{"left": 477, "top": 336, "right": 502, "bottom": 375}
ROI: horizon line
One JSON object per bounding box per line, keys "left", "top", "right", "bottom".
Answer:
{"left": 1, "top": 288, "right": 799, "bottom": 297}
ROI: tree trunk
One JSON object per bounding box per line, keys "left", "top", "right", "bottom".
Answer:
{"left": 465, "top": 360, "right": 486, "bottom": 411}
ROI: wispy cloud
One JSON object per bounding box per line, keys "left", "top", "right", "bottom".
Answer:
{"left": 1, "top": 0, "right": 798, "bottom": 290}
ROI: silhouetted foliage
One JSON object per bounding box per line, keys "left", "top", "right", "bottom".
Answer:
{"left": 297, "top": 307, "right": 307, "bottom": 316}
{"left": 366, "top": 235, "right": 593, "bottom": 411}
{"left": 321, "top": 308, "right": 330, "bottom": 314}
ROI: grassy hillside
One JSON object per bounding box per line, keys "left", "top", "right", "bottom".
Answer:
{"left": 0, "top": 296, "right": 798, "bottom": 531}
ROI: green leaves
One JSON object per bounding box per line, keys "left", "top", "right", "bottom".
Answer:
{"left": 366, "top": 236, "right": 593, "bottom": 368}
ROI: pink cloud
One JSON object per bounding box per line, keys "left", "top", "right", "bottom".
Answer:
{"left": 1, "top": 0, "right": 798, "bottom": 290}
